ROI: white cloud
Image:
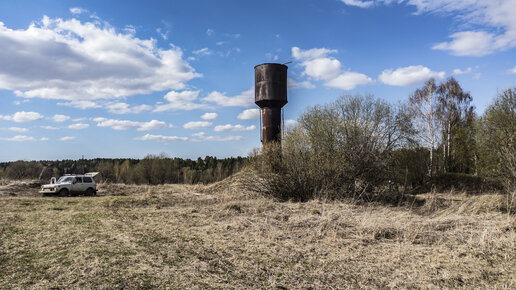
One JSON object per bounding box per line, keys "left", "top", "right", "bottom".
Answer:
{"left": 66, "top": 100, "right": 152, "bottom": 115}
{"left": 69, "top": 7, "right": 87, "bottom": 15}
{"left": 203, "top": 88, "right": 254, "bottom": 107}
{"left": 285, "top": 119, "right": 298, "bottom": 128}
{"left": 0, "top": 135, "right": 36, "bottom": 142}
{"left": 340, "top": 0, "right": 374, "bottom": 8}
{"left": 40, "top": 137, "right": 49, "bottom": 141}
{"left": 214, "top": 124, "right": 256, "bottom": 132}
{"left": 342, "top": 1, "right": 516, "bottom": 57}
{"left": 192, "top": 48, "right": 212, "bottom": 56}
{"left": 41, "top": 125, "right": 59, "bottom": 130}
{"left": 379, "top": 65, "right": 445, "bottom": 86}
{"left": 201, "top": 135, "right": 242, "bottom": 142}
{"left": 433, "top": 31, "right": 496, "bottom": 57}
{"left": 190, "top": 132, "right": 243, "bottom": 142}
{"left": 0, "top": 16, "right": 200, "bottom": 101}
{"left": 13, "top": 101, "right": 21, "bottom": 105}
{"left": 453, "top": 67, "right": 473, "bottom": 75}
{"left": 106, "top": 102, "right": 152, "bottom": 114}
{"left": 13, "top": 99, "right": 29, "bottom": 106}
{"left": 302, "top": 58, "right": 342, "bottom": 80}
{"left": 206, "top": 29, "right": 215, "bottom": 36}
{"left": 192, "top": 132, "right": 206, "bottom": 138}
{"left": 124, "top": 25, "right": 136, "bottom": 34}
{"left": 287, "top": 78, "right": 315, "bottom": 89}
{"left": 136, "top": 120, "right": 167, "bottom": 131}
{"left": 57, "top": 100, "right": 101, "bottom": 110}
{"left": 424, "top": 1, "right": 516, "bottom": 56}
{"left": 94, "top": 117, "right": 167, "bottom": 131}
{"left": 237, "top": 108, "right": 260, "bottom": 120}
{"left": 60, "top": 136, "right": 76, "bottom": 141}
{"left": 156, "top": 28, "right": 168, "bottom": 40}
{"left": 0, "top": 111, "right": 44, "bottom": 123}
{"left": 183, "top": 121, "right": 212, "bottom": 130}
{"left": 52, "top": 114, "right": 70, "bottom": 122}
{"left": 68, "top": 123, "right": 89, "bottom": 130}
{"left": 135, "top": 133, "right": 242, "bottom": 142}
{"left": 292, "top": 47, "right": 373, "bottom": 90}
{"left": 95, "top": 118, "right": 140, "bottom": 130}
{"left": 135, "top": 134, "right": 188, "bottom": 142}
{"left": 292, "top": 47, "right": 341, "bottom": 81}
{"left": 154, "top": 90, "right": 210, "bottom": 112}
{"left": 292, "top": 47, "right": 337, "bottom": 60}
{"left": 508, "top": 65, "right": 516, "bottom": 74}
{"left": 7, "top": 127, "right": 28, "bottom": 133}
{"left": 200, "top": 112, "right": 218, "bottom": 120}
{"left": 325, "top": 72, "right": 374, "bottom": 90}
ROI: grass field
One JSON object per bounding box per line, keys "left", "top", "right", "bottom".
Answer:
{"left": 1, "top": 173, "right": 515, "bottom": 288}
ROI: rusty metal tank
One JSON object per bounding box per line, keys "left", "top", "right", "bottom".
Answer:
{"left": 254, "top": 63, "right": 288, "bottom": 144}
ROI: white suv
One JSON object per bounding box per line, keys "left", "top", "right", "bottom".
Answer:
{"left": 40, "top": 172, "right": 98, "bottom": 196}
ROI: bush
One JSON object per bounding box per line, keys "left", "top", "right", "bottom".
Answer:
{"left": 478, "top": 88, "right": 516, "bottom": 213}
{"left": 254, "top": 94, "right": 413, "bottom": 201}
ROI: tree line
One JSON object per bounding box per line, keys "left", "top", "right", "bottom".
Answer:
{"left": 1, "top": 78, "right": 514, "bottom": 199}
{"left": 254, "top": 79, "right": 515, "bottom": 202}
{"left": 0, "top": 155, "right": 246, "bottom": 185}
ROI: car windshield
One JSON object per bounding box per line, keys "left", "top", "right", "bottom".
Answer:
{"left": 57, "top": 176, "right": 74, "bottom": 184}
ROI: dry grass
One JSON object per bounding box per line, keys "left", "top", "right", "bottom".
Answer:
{"left": 0, "top": 174, "right": 515, "bottom": 288}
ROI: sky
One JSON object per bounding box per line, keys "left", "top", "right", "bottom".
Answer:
{"left": 0, "top": 0, "right": 515, "bottom": 161}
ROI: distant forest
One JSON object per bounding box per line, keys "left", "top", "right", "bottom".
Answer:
{"left": 0, "top": 155, "right": 247, "bottom": 185}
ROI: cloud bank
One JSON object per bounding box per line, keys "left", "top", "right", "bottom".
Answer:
{"left": 0, "top": 16, "right": 200, "bottom": 101}
{"left": 340, "top": 0, "right": 516, "bottom": 57}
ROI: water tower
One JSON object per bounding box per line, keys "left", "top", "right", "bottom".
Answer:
{"left": 254, "top": 63, "right": 288, "bottom": 144}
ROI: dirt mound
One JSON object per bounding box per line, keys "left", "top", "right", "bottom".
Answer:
{"left": 0, "top": 179, "right": 42, "bottom": 197}
{"left": 200, "top": 167, "right": 261, "bottom": 195}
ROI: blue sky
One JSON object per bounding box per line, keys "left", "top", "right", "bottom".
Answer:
{"left": 0, "top": 0, "right": 515, "bottom": 161}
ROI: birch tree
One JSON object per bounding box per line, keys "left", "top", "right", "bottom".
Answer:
{"left": 409, "top": 78, "right": 441, "bottom": 177}
{"left": 436, "top": 77, "right": 472, "bottom": 173}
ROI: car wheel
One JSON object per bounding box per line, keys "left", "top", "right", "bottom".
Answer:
{"left": 58, "top": 188, "right": 69, "bottom": 197}
{"left": 85, "top": 188, "right": 95, "bottom": 196}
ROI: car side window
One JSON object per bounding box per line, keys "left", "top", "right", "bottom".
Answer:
{"left": 83, "top": 177, "right": 92, "bottom": 183}
{"left": 76, "top": 177, "right": 83, "bottom": 183}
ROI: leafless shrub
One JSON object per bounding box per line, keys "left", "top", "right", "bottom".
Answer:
{"left": 252, "top": 94, "right": 414, "bottom": 202}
